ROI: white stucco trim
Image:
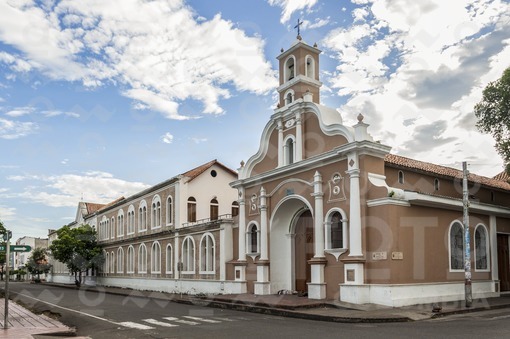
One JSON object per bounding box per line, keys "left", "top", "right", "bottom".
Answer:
{"left": 340, "top": 280, "right": 499, "bottom": 307}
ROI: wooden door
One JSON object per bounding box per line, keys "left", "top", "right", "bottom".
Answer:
{"left": 294, "top": 210, "right": 314, "bottom": 293}
{"left": 497, "top": 234, "right": 510, "bottom": 292}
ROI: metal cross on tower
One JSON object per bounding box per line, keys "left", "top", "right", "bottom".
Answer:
{"left": 294, "top": 18, "right": 303, "bottom": 37}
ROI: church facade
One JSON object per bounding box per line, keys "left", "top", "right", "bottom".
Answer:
{"left": 48, "top": 37, "right": 510, "bottom": 307}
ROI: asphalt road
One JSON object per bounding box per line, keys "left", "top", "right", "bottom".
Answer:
{"left": 6, "top": 282, "right": 510, "bottom": 338}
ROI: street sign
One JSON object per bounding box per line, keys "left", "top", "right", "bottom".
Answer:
{"left": 0, "top": 245, "right": 32, "bottom": 252}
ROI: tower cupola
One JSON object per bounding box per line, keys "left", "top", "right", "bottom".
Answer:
{"left": 276, "top": 35, "right": 322, "bottom": 107}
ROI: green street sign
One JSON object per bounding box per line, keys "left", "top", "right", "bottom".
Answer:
{"left": 0, "top": 245, "right": 32, "bottom": 252}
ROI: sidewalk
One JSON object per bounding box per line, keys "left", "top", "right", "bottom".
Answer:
{"left": 0, "top": 297, "right": 75, "bottom": 339}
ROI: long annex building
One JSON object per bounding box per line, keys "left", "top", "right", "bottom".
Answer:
{"left": 48, "top": 36, "right": 510, "bottom": 307}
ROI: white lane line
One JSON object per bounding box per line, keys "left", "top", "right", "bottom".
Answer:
{"left": 118, "top": 321, "right": 155, "bottom": 330}
{"left": 143, "top": 319, "right": 179, "bottom": 327}
{"left": 15, "top": 292, "right": 154, "bottom": 330}
{"left": 163, "top": 317, "right": 199, "bottom": 325}
{"left": 212, "top": 317, "right": 236, "bottom": 322}
{"left": 183, "top": 316, "right": 221, "bottom": 323}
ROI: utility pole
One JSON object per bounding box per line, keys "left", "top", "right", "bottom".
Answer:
{"left": 462, "top": 162, "right": 472, "bottom": 307}
{"left": 3, "top": 230, "right": 11, "bottom": 329}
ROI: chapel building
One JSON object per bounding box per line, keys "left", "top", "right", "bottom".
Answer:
{"left": 47, "top": 36, "right": 510, "bottom": 307}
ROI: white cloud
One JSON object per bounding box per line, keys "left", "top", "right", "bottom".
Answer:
{"left": 161, "top": 132, "right": 174, "bottom": 144}
{"left": 41, "top": 110, "right": 80, "bottom": 118}
{"left": 0, "top": 1, "right": 277, "bottom": 119}
{"left": 190, "top": 137, "right": 208, "bottom": 144}
{"left": 15, "top": 171, "right": 150, "bottom": 208}
{"left": 268, "top": 0, "right": 319, "bottom": 23}
{"left": 0, "top": 117, "right": 38, "bottom": 139}
{"left": 303, "top": 17, "right": 330, "bottom": 29}
{"left": 0, "top": 205, "right": 16, "bottom": 221}
{"left": 5, "top": 106, "right": 34, "bottom": 117}
{"left": 323, "top": 0, "right": 510, "bottom": 175}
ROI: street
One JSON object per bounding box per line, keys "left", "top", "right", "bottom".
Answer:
{"left": 6, "top": 282, "right": 510, "bottom": 338}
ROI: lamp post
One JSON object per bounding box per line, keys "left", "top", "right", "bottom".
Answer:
{"left": 462, "top": 162, "right": 472, "bottom": 308}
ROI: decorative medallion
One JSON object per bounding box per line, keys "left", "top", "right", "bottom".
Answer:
{"left": 328, "top": 173, "right": 346, "bottom": 203}
{"left": 349, "top": 159, "right": 355, "bottom": 167}
{"left": 284, "top": 119, "right": 295, "bottom": 128}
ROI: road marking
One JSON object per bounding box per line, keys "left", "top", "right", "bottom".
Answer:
{"left": 212, "top": 317, "right": 236, "bottom": 322}
{"left": 163, "top": 317, "right": 199, "bottom": 325}
{"left": 143, "top": 319, "right": 179, "bottom": 327}
{"left": 487, "top": 314, "right": 510, "bottom": 320}
{"left": 118, "top": 321, "right": 155, "bottom": 330}
{"left": 183, "top": 316, "right": 221, "bottom": 323}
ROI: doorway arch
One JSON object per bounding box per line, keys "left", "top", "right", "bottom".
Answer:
{"left": 269, "top": 196, "right": 313, "bottom": 293}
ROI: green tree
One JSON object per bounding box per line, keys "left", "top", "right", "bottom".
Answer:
{"left": 475, "top": 67, "right": 510, "bottom": 171}
{"left": 25, "top": 247, "right": 52, "bottom": 282}
{"left": 49, "top": 224, "right": 104, "bottom": 287}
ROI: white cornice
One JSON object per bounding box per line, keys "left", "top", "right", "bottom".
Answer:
{"left": 405, "top": 192, "right": 510, "bottom": 217}
{"left": 276, "top": 74, "right": 322, "bottom": 93}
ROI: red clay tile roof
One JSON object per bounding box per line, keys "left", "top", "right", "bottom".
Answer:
{"left": 97, "top": 196, "right": 125, "bottom": 212}
{"left": 181, "top": 159, "right": 237, "bottom": 182}
{"left": 84, "top": 202, "right": 105, "bottom": 215}
{"left": 384, "top": 154, "right": 510, "bottom": 191}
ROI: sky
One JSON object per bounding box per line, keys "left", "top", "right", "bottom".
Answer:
{"left": 1, "top": 0, "right": 510, "bottom": 241}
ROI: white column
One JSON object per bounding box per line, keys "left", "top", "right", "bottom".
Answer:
{"left": 277, "top": 120, "right": 284, "bottom": 167}
{"left": 312, "top": 171, "right": 324, "bottom": 258}
{"left": 490, "top": 215, "right": 498, "bottom": 285}
{"left": 219, "top": 221, "right": 233, "bottom": 281}
{"left": 260, "top": 187, "right": 268, "bottom": 260}
{"left": 174, "top": 233, "right": 180, "bottom": 279}
{"left": 238, "top": 188, "right": 246, "bottom": 261}
{"left": 255, "top": 186, "right": 271, "bottom": 295}
{"left": 346, "top": 152, "right": 363, "bottom": 257}
{"left": 295, "top": 112, "right": 303, "bottom": 161}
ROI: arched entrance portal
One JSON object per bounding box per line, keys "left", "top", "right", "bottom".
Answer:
{"left": 269, "top": 197, "right": 314, "bottom": 293}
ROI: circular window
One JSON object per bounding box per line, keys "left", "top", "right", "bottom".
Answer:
{"left": 210, "top": 170, "right": 217, "bottom": 177}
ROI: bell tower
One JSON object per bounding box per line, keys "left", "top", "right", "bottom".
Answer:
{"left": 276, "top": 33, "right": 322, "bottom": 107}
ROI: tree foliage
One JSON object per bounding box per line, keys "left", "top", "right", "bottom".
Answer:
{"left": 475, "top": 67, "right": 510, "bottom": 169}
{"left": 49, "top": 224, "right": 104, "bottom": 285}
{"left": 25, "top": 247, "right": 52, "bottom": 281}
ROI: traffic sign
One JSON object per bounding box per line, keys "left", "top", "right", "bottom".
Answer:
{"left": 0, "top": 245, "right": 32, "bottom": 252}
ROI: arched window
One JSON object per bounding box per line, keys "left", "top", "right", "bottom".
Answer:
{"left": 117, "top": 210, "right": 124, "bottom": 237}
{"left": 138, "top": 243, "right": 147, "bottom": 273}
{"left": 434, "top": 178, "right": 440, "bottom": 191}
{"left": 117, "top": 247, "right": 124, "bottom": 273}
{"left": 110, "top": 251, "right": 115, "bottom": 273}
{"left": 187, "top": 197, "right": 197, "bottom": 223}
{"left": 284, "top": 89, "right": 295, "bottom": 105}
{"left": 210, "top": 198, "right": 219, "bottom": 220}
{"left": 247, "top": 223, "right": 259, "bottom": 254}
{"left": 330, "top": 212, "right": 343, "bottom": 249}
{"left": 151, "top": 242, "right": 161, "bottom": 273}
{"left": 449, "top": 221, "right": 464, "bottom": 271}
{"left": 127, "top": 246, "right": 134, "bottom": 273}
{"left": 231, "top": 201, "right": 239, "bottom": 217}
{"left": 166, "top": 244, "right": 173, "bottom": 274}
{"left": 285, "top": 56, "right": 295, "bottom": 81}
{"left": 127, "top": 205, "right": 135, "bottom": 234}
{"left": 105, "top": 252, "right": 109, "bottom": 274}
{"left": 284, "top": 136, "right": 295, "bottom": 165}
{"left": 152, "top": 196, "right": 161, "bottom": 229}
{"left": 398, "top": 171, "right": 405, "bottom": 184}
{"left": 138, "top": 200, "right": 147, "bottom": 231}
{"left": 182, "top": 236, "right": 195, "bottom": 273}
{"left": 305, "top": 55, "right": 315, "bottom": 79}
{"left": 111, "top": 218, "right": 115, "bottom": 239}
{"left": 200, "top": 233, "right": 215, "bottom": 273}
{"left": 475, "top": 225, "right": 489, "bottom": 271}
{"left": 166, "top": 196, "right": 173, "bottom": 225}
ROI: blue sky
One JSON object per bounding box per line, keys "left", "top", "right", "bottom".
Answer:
{"left": 1, "top": 0, "right": 510, "bottom": 241}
